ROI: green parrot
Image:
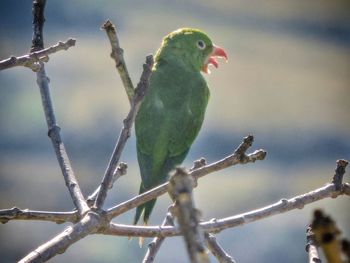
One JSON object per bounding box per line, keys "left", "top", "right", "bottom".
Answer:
{"left": 134, "top": 28, "right": 227, "bottom": 225}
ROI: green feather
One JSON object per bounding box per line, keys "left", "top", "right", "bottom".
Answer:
{"left": 134, "top": 28, "right": 213, "bottom": 225}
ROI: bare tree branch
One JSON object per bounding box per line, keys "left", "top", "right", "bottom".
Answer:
{"left": 142, "top": 157, "right": 208, "bottom": 263}
{"left": 305, "top": 226, "right": 322, "bottom": 263}
{"left": 204, "top": 233, "right": 236, "bottom": 263}
{"left": 104, "top": 181, "right": 348, "bottom": 237}
{"left": 142, "top": 206, "right": 175, "bottom": 263}
{"left": 0, "top": 207, "right": 77, "bottom": 224}
{"left": 94, "top": 54, "right": 153, "bottom": 209}
{"left": 31, "top": 0, "right": 89, "bottom": 217}
{"left": 31, "top": 0, "right": 46, "bottom": 52}
{"left": 331, "top": 159, "right": 348, "bottom": 192}
{"left": 87, "top": 162, "right": 128, "bottom": 206}
{"left": 102, "top": 20, "right": 135, "bottom": 103}
{"left": 16, "top": 53, "right": 154, "bottom": 262}
{"left": 168, "top": 168, "right": 209, "bottom": 263}
{"left": 201, "top": 183, "right": 345, "bottom": 234}
{"left": 19, "top": 211, "right": 103, "bottom": 263}
{"left": 106, "top": 136, "right": 266, "bottom": 219}
{"left": 0, "top": 39, "right": 76, "bottom": 71}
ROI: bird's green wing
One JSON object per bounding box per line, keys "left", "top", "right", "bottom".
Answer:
{"left": 136, "top": 59, "right": 209, "bottom": 182}
{"left": 133, "top": 147, "right": 189, "bottom": 225}
{"left": 134, "top": 59, "right": 209, "bottom": 224}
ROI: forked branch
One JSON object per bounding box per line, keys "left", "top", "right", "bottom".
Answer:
{"left": 104, "top": 162, "right": 348, "bottom": 237}
{"left": 0, "top": 38, "right": 76, "bottom": 71}
{"left": 102, "top": 20, "right": 135, "bottom": 103}
{"left": 31, "top": 0, "right": 89, "bottom": 217}
{"left": 93, "top": 54, "right": 153, "bottom": 209}
{"left": 106, "top": 135, "right": 266, "bottom": 219}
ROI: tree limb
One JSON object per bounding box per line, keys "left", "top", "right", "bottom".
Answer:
{"left": 31, "top": 0, "right": 89, "bottom": 217}
{"left": 331, "top": 159, "right": 348, "bottom": 192}
{"left": 87, "top": 162, "right": 128, "bottom": 206}
{"left": 104, "top": 181, "right": 348, "bottom": 237}
{"left": 141, "top": 159, "right": 208, "bottom": 263}
{"left": 204, "top": 233, "right": 236, "bottom": 263}
{"left": 0, "top": 39, "right": 76, "bottom": 71}
{"left": 3, "top": 162, "right": 347, "bottom": 237}
{"left": 102, "top": 20, "right": 135, "bottom": 103}
{"left": 0, "top": 207, "right": 78, "bottom": 224}
{"left": 168, "top": 168, "right": 209, "bottom": 263}
{"left": 142, "top": 205, "right": 175, "bottom": 263}
{"left": 201, "top": 183, "right": 345, "bottom": 234}
{"left": 93, "top": 54, "right": 153, "bottom": 209}
{"left": 31, "top": 0, "right": 46, "bottom": 52}
{"left": 19, "top": 211, "right": 102, "bottom": 263}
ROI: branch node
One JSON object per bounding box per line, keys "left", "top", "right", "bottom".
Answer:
{"left": 235, "top": 134, "right": 254, "bottom": 155}
{"left": 191, "top": 158, "right": 207, "bottom": 171}
{"left": 205, "top": 232, "right": 237, "bottom": 263}
{"left": 332, "top": 159, "right": 348, "bottom": 192}
{"left": 280, "top": 198, "right": 288, "bottom": 205}
{"left": 47, "top": 124, "right": 61, "bottom": 138}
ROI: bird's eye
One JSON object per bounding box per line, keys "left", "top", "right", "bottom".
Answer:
{"left": 197, "top": 40, "right": 206, "bottom": 50}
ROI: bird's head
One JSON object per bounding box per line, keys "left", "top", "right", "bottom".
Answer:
{"left": 156, "top": 28, "right": 228, "bottom": 74}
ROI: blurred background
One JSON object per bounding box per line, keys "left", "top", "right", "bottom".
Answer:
{"left": 0, "top": 0, "right": 349, "bottom": 262}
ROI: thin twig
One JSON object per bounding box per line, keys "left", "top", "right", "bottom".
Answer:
{"left": 201, "top": 183, "right": 345, "bottom": 234}
{"left": 204, "top": 233, "right": 236, "bottom": 263}
{"left": 94, "top": 55, "right": 153, "bottom": 209}
{"left": 142, "top": 206, "right": 175, "bottom": 263}
{"left": 306, "top": 226, "right": 322, "bottom": 263}
{"left": 0, "top": 38, "right": 76, "bottom": 71}
{"left": 31, "top": 0, "right": 46, "bottom": 52}
{"left": 31, "top": 0, "right": 89, "bottom": 217}
{"left": 0, "top": 207, "right": 78, "bottom": 224}
{"left": 106, "top": 136, "right": 266, "bottom": 219}
{"left": 168, "top": 168, "right": 209, "bottom": 263}
{"left": 87, "top": 162, "right": 128, "bottom": 206}
{"left": 102, "top": 20, "right": 135, "bottom": 103}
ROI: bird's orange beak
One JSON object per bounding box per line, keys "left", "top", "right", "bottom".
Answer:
{"left": 202, "top": 44, "right": 228, "bottom": 74}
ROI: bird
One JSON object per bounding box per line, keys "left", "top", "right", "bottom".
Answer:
{"left": 133, "top": 28, "right": 227, "bottom": 226}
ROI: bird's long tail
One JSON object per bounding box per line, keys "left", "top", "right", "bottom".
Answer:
{"left": 133, "top": 183, "right": 157, "bottom": 247}
{"left": 133, "top": 183, "right": 157, "bottom": 226}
